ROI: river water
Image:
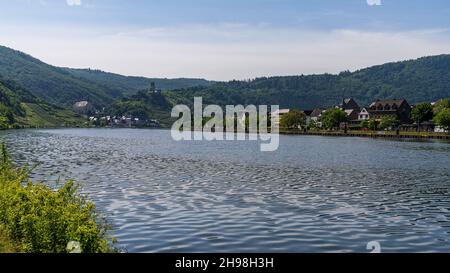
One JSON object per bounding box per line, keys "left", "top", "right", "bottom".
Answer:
{"left": 1, "top": 128, "right": 449, "bottom": 253}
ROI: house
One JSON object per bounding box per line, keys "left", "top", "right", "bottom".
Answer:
{"left": 336, "top": 98, "right": 361, "bottom": 123}
{"left": 149, "top": 119, "right": 161, "bottom": 127}
{"left": 339, "top": 98, "right": 360, "bottom": 111}
{"left": 344, "top": 109, "right": 359, "bottom": 123}
{"left": 303, "top": 110, "right": 313, "bottom": 125}
{"left": 358, "top": 108, "right": 370, "bottom": 121}
{"left": 310, "top": 108, "right": 323, "bottom": 122}
{"left": 309, "top": 108, "right": 324, "bottom": 127}
{"left": 368, "top": 99, "right": 411, "bottom": 123}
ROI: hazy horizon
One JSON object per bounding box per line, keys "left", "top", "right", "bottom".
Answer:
{"left": 1, "top": 0, "right": 450, "bottom": 80}
{"left": 3, "top": 43, "right": 448, "bottom": 82}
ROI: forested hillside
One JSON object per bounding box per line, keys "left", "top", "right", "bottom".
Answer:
{"left": 0, "top": 45, "right": 212, "bottom": 107}
{"left": 165, "top": 55, "right": 450, "bottom": 109}
{"left": 0, "top": 78, "right": 82, "bottom": 129}
{"left": 0, "top": 46, "right": 120, "bottom": 107}
{"left": 103, "top": 90, "right": 173, "bottom": 126}
{"left": 2, "top": 44, "right": 450, "bottom": 123}
{"left": 63, "top": 68, "right": 213, "bottom": 97}
{"left": 0, "top": 79, "right": 28, "bottom": 127}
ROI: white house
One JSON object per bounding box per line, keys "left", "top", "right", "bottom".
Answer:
{"left": 358, "top": 108, "right": 370, "bottom": 121}
{"left": 309, "top": 108, "right": 324, "bottom": 128}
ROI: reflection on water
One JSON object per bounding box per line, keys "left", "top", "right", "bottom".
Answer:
{"left": 1, "top": 128, "right": 449, "bottom": 253}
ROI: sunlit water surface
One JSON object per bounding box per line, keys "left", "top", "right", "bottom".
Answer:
{"left": 1, "top": 129, "right": 449, "bottom": 253}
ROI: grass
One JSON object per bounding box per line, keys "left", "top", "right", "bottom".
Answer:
{"left": 15, "top": 103, "right": 84, "bottom": 128}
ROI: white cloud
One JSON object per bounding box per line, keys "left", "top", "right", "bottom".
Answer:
{"left": 367, "top": 0, "right": 382, "bottom": 6}
{"left": 1, "top": 24, "right": 450, "bottom": 80}
{"left": 66, "top": 0, "right": 82, "bottom": 6}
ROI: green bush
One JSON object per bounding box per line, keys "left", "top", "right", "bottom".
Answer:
{"left": 0, "top": 144, "right": 115, "bottom": 253}
{"left": 368, "top": 119, "right": 380, "bottom": 131}
{"left": 321, "top": 108, "right": 348, "bottom": 130}
{"left": 280, "top": 110, "right": 306, "bottom": 129}
{"left": 434, "top": 108, "right": 450, "bottom": 131}
{"left": 379, "top": 116, "right": 400, "bottom": 130}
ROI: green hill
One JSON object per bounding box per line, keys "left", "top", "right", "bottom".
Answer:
{"left": 0, "top": 79, "right": 27, "bottom": 128}
{"left": 103, "top": 90, "right": 174, "bottom": 127}
{"left": 0, "top": 79, "right": 82, "bottom": 129}
{"left": 0, "top": 45, "right": 213, "bottom": 107}
{"left": 0, "top": 46, "right": 120, "bottom": 107}
{"left": 2, "top": 44, "right": 450, "bottom": 125}
{"left": 165, "top": 55, "right": 450, "bottom": 109}
{"left": 63, "top": 68, "right": 214, "bottom": 97}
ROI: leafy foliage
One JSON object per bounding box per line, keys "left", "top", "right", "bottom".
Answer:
{"left": 434, "top": 108, "right": 450, "bottom": 130}
{"left": 368, "top": 119, "right": 380, "bottom": 131}
{"left": 360, "top": 120, "right": 369, "bottom": 130}
{"left": 0, "top": 144, "right": 115, "bottom": 253}
{"left": 411, "top": 103, "right": 434, "bottom": 123}
{"left": 280, "top": 110, "right": 306, "bottom": 129}
{"left": 307, "top": 119, "right": 318, "bottom": 130}
{"left": 433, "top": 98, "right": 450, "bottom": 114}
{"left": 321, "top": 108, "right": 348, "bottom": 130}
{"left": 379, "top": 116, "right": 400, "bottom": 130}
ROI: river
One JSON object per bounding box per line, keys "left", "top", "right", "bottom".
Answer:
{"left": 1, "top": 128, "right": 449, "bottom": 253}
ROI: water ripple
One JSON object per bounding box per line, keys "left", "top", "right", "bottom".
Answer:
{"left": 1, "top": 128, "right": 449, "bottom": 253}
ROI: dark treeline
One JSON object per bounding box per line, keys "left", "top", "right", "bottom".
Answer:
{"left": 165, "top": 55, "right": 450, "bottom": 110}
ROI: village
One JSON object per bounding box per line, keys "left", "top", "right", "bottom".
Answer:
{"left": 273, "top": 98, "right": 450, "bottom": 134}
{"left": 73, "top": 88, "right": 450, "bottom": 136}
{"left": 73, "top": 100, "right": 161, "bottom": 128}
{"left": 88, "top": 115, "right": 161, "bottom": 128}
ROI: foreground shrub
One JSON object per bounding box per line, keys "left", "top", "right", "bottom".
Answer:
{"left": 0, "top": 144, "right": 115, "bottom": 253}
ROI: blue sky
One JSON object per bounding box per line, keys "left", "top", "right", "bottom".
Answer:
{"left": 1, "top": 0, "right": 450, "bottom": 80}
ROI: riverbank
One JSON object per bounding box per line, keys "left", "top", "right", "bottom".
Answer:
{"left": 0, "top": 144, "right": 115, "bottom": 253}
{"left": 280, "top": 129, "right": 450, "bottom": 140}
{"left": 3, "top": 126, "right": 449, "bottom": 141}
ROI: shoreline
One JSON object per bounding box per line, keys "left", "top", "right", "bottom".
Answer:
{"left": 280, "top": 130, "right": 450, "bottom": 141}
{"left": 2, "top": 127, "right": 450, "bottom": 141}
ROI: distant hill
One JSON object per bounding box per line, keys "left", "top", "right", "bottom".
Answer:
{"left": 62, "top": 68, "right": 213, "bottom": 98}
{"left": 2, "top": 44, "right": 450, "bottom": 125}
{"left": 165, "top": 55, "right": 450, "bottom": 109}
{"left": 0, "top": 78, "right": 82, "bottom": 128}
{"left": 103, "top": 90, "right": 174, "bottom": 127}
{"left": 0, "top": 79, "right": 29, "bottom": 123}
{"left": 0, "top": 45, "right": 213, "bottom": 107}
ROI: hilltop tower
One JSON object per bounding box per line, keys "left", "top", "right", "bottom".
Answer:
{"left": 150, "top": 82, "right": 156, "bottom": 93}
